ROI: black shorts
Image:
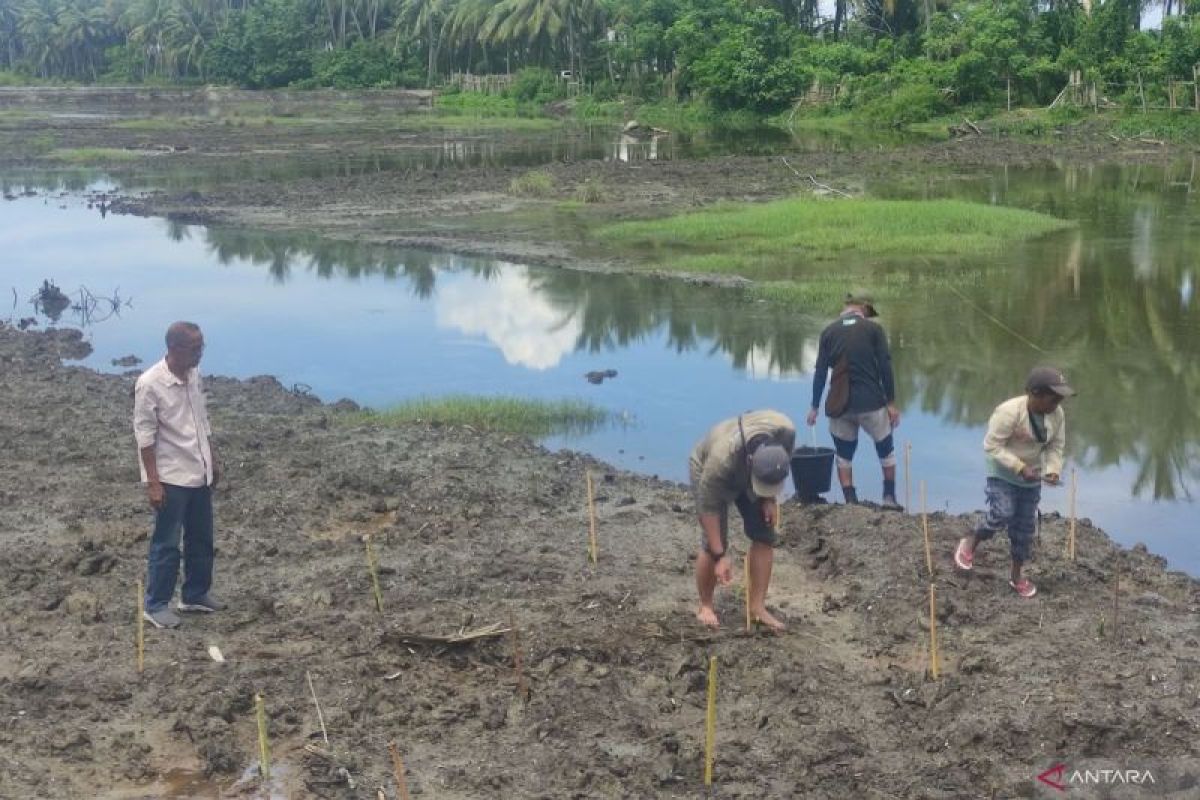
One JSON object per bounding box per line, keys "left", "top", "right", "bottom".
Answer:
{"left": 698, "top": 491, "right": 778, "bottom": 554}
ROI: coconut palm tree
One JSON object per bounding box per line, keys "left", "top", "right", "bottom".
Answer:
{"left": 442, "top": 0, "right": 491, "bottom": 73}
{"left": 16, "top": 0, "right": 57, "bottom": 77}
{"left": 399, "top": 0, "right": 446, "bottom": 85}
{"left": 0, "top": 0, "right": 22, "bottom": 69}
{"left": 482, "top": 0, "right": 604, "bottom": 79}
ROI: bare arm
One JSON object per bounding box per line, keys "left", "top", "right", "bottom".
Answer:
{"left": 139, "top": 445, "right": 164, "bottom": 509}
{"left": 208, "top": 437, "right": 220, "bottom": 487}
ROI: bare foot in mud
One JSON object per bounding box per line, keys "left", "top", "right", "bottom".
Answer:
{"left": 752, "top": 608, "right": 786, "bottom": 633}
{"left": 697, "top": 605, "right": 720, "bottom": 629}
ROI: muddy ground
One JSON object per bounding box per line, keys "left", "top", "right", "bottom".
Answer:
{"left": 2, "top": 325, "right": 1199, "bottom": 799}
{"left": 0, "top": 101, "right": 1192, "bottom": 280}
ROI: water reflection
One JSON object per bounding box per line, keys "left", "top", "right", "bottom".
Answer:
{"left": 169, "top": 163, "right": 1200, "bottom": 503}
{"left": 0, "top": 123, "right": 928, "bottom": 194}
{"left": 875, "top": 163, "right": 1200, "bottom": 502}
{"left": 436, "top": 266, "right": 581, "bottom": 369}
{"left": 3, "top": 158, "right": 1197, "bottom": 568}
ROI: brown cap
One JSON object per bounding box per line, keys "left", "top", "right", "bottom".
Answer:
{"left": 1026, "top": 366, "right": 1075, "bottom": 397}
{"left": 844, "top": 289, "right": 878, "bottom": 317}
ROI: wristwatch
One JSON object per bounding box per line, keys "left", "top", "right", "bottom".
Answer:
{"left": 711, "top": 549, "right": 726, "bottom": 561}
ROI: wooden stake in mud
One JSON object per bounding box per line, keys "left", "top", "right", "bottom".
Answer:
{"left": 509, "top": 611, "right": 528, "bottom": 702}
{"left": 744, "top": 554, "right": 752, "bottom": 632}
{"left": 365, "top": 534, "right": 384, "bottom": 613}
{"left": 255, "top": 693, "right": 271, "bottom": 780}
{"left": 928, "top": 584, "right": 941, "bottom": 680}
{"left": 586, "top": 471, "right": 598, "bottom": 564}
{"left": 920, "top": 481, "right": 933, "bottom": 579}
{"left": 306, "top": 670, "right": 329, "bottom": 745}
{"left": 1067, "top": 468, "right": 1078, "bottom": 561}
{"left": 1112, "top": 555, "right": 1121, "bottom": 642}
{"left": 135, "top": 578, "right": 145, "bottom": 674}
{"left": 704, "top": 656, "right": 717, "bottom": 788}
{"left": 388, "top": 741, "right": 412, "bottom": 800}
{"left": 904, "top": 441, "right": 912, "bottom": 513}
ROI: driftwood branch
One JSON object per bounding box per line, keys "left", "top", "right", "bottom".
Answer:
{"left": 383, "top": 621, "right": 510, "bottom": 648}
{"left": 781, "top": 157, "right": 853, "bottom": 198}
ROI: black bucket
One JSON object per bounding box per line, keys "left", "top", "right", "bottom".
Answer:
{"left": 791, "top": 446, "right": 835, "bottom": 501}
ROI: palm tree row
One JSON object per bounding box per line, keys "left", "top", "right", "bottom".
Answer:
{"left": 0, "top": 0, "right": 618, "bottom": 83}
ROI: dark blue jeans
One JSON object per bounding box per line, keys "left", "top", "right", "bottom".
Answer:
{"left": 144, "top": 484, "right": 213, "bottom": 611}
{"left": 974, "top": 477, "right": 1040, "bottom": 564}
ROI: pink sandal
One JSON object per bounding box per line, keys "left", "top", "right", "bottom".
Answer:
{"left": 1009, "top": 578, "right": 1037, "bottom": 598}
{"left": 954, "top": 538, "right": 974, "bottom": 571}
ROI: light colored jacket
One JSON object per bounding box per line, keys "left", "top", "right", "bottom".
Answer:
{"left": 983, "top": 395, "right": 1065, "bottom": 486}
{"left": 133, "top": 359, "right": 214, "bottom": 488}
{"left": 689, "top": 410, "right": 796, "bottom": 514}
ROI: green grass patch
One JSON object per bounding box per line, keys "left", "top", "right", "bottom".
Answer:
{"left": 1109, "top": 110, "right": 1200, "bottom": 143}
{"left": 0, "top": 108, "right": 43, "bottom": 122}
{"left": 596, "top": 198, "right": 1073, "bottom": 278}
{"left": 45, "top": 147, "right": 146, "bottom": 163}
{"left": 747, "top": 267, "right": 987, "bottom": 309}
{"left": 509, "top": 170, "right": 555, "bottom": 198}
{"left": 350, "top": 395, "right": 609, "bottom": 437}
{"left": 216, "top": 114, "right": 333, "bottom": 127}
{"left": 426, "top": 92, "right": 560, "bottom": 130}
{"left": 21, "top": 133, "right": 57, "bottom": 155}
{"left": 113, "top": 117, "right": 201, "bottom": 131}
{"left": 434, "top": 91, "right": 523, "bottom": 116}
{"left": 573, "top": 177, "right": 606, "bottom": 203}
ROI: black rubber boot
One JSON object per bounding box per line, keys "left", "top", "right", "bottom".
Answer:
{"left": 842, "top": 486, "right": 858, "bottom": 504}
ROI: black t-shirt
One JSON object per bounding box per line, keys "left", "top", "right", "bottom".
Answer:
{"left": 811, "top": 312, "right": 896, "bottom": 414}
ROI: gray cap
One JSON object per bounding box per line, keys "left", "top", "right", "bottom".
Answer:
{"left": 750, "top": 444, "right": 791, "bottom": 498}
{"left": 1026, "top": 366, "right": 1075, "bottom": 397}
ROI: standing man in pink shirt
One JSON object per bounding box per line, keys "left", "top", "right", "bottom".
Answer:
{"left": 134, "top": 321, "right": 222, "bottom": 629}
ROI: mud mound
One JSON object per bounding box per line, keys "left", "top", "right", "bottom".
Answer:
{"left": 1, "top": 326, "right": 1197, "bottom": 799}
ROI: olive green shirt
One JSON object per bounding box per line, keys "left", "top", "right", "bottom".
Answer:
{"left": 689, "top": 410, "right": 796, "bottom": 514}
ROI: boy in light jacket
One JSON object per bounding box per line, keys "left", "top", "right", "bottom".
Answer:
{"left": 954, "top": 366, "right": 1075, "bottom": 598}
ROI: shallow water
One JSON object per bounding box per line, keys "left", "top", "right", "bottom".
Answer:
{"left": 1, "top": 158, "right": 1196, "bottom": 576}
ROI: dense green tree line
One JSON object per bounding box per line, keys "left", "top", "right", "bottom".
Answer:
{"left": 3, "top": 1, "right": 1200, "bottom": 115}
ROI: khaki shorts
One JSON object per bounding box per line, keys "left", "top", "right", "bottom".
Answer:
{"left": 828, "top": 406, "right": 891, "bottom": 443}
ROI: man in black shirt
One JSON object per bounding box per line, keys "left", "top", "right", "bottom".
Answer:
{"left": 807, "top": 291, "right": 902, "bottom": 508}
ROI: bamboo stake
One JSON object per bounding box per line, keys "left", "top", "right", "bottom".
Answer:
{"left": 1067, "top": 468, "right": 1078, "bottom": 561}
{"left": 744, "top": 554, "right": 752, "bottom": 632}
{"left": 904, "top": 441, "right": 912, "bottom": 513}
{"left": 928, "top": 584, "right": 940, "bottom": 680}
{"left": 306, "top": 670, "right": 329, "bottom": 745}
{"left": 704, "top": 656, "right": 717, "bottom": 787}
{"left": 365, "top": 534, "right": 384, "bottom": 613}
{"left": 136, "top": 579, "right": 144, "bottom": 675}
{"left": 1112, "top": 556, "right": 1121, "bottom": 642}
{"left": 388, "top": 741, "right": 411, "bottom": 800}
{"left": 920, "top": 481, "right": 933, "bottom": 579}
{"left": 255, "top": 693, "right": 271, "bottom": 780}
{"left": 509, "top": 611, "right": 528, "bottom": 702}
{"left": 586, "top": 471, "right": 598, "bottom": 564}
